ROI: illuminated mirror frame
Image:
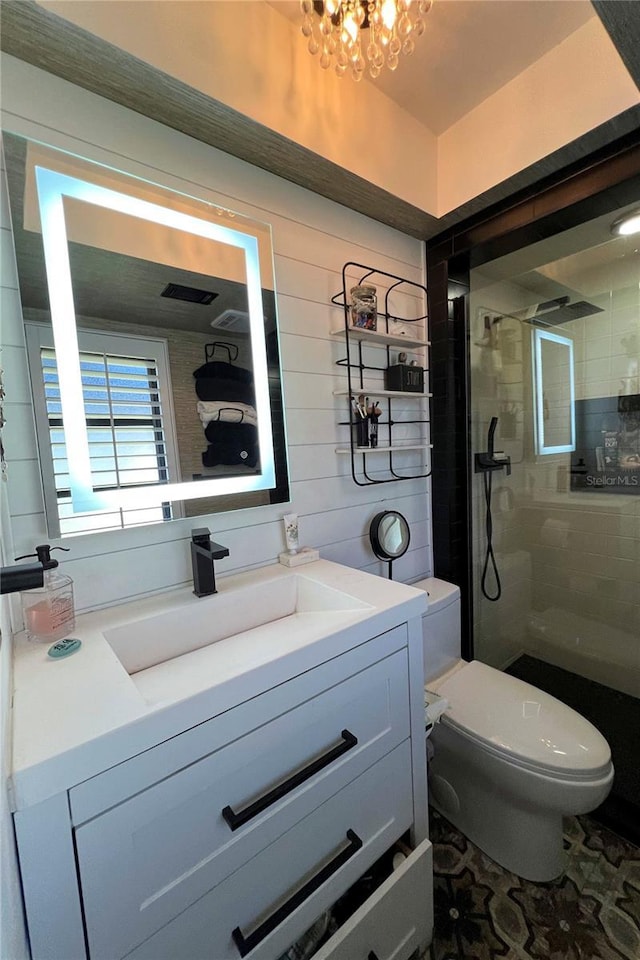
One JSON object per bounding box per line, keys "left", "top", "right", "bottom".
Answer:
{"left": 34, "top": 165, "right": 276, "bottom": 514}
{"left": 532, "top": 327, "right": 576, "bottom": 456}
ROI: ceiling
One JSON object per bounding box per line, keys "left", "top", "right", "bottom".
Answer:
{"left": 1, "top": 0, "right": 637, "bottom": 240}
{"left": 270, "top": 0, "right": 596, "bottom": 134}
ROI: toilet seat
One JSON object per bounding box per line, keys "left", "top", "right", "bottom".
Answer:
{"left": 431, "top": 660, "right": 612, "bottom": 781}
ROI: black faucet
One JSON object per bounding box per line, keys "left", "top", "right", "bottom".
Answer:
{"left": 190, "top": 528, "right": 229, "bottom": 597}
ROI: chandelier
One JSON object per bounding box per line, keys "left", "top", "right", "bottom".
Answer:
{"left": 300, "top": 0, "right": 433, "bottom": 81}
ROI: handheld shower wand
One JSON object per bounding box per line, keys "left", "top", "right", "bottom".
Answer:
{"left": 488, "top": 415, "right": 498, "bottom": 461}
{"left": 475, "top": 416, "right": 511, "bottom": 475}
{"left": 475, "top": 417, "right": 511, "bottom": 601}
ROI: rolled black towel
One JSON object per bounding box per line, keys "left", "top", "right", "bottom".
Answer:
{"left": 195, "top": 377, "right": 255, "bottom": 405}
{"left": 192, "top": 360, "right": 253, "bottom": 385}
{"left": 202, "top": 421, "right": 258, "bottom": 467}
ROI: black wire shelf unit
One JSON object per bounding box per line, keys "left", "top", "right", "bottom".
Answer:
{"left": 331, "top": 262, "right": 432, "bottom": 486}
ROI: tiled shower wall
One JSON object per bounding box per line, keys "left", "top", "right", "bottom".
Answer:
{"left": 470, "top": 277, "right": 640, "bottom": 697}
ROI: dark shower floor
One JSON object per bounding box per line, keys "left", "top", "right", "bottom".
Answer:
{"left": 506, "top": 655, "right": 640, "bottom": 846}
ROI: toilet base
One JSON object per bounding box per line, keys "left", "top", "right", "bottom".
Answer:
{"left": 428, "top": 721, "right": 613, "bottom": 883}
{"left": 429, "top": 776, "right": 566, "bottom": 881}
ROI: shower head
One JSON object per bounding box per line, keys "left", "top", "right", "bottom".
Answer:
{"left": 530, "top": 297, "right": 603, "bottom": 327}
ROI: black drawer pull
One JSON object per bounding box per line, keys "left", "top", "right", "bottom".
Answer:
{"left": 222, "top": 729, "right": 358, "bottom": 831}
{"left": 232, "top": 829, "right": 363, "bottom": 957}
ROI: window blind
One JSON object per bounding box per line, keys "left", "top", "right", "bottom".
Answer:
{"left": 40, "top": 347, "right": 172, "bottom": 533}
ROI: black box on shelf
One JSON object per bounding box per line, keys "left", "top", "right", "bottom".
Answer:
{"left": 384, "top": 363, "right": 424, "bottom": 393}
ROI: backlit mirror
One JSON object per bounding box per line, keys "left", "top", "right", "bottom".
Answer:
{"left": 532, "top": 327, "right": 575, "bottom": 455}
{"left": 3, "top": 132, "right": 289, "bottom": 536}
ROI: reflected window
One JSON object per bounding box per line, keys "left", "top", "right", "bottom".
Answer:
{"left": 26, "top": 324, "right": 180, "bottom": 535}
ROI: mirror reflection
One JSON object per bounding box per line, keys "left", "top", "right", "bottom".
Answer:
{"left": 378, "top": 514, "right": 410, "bottom": 557}
{"left": 369, "top": 510, "right": 411, "bottom": 580}
{"left": 3, "top": 133, "right": 289, "bottom": 536}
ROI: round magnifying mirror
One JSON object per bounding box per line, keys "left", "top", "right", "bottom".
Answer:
{"left": 369, "top": 510, "right": 410, "bottom": 579}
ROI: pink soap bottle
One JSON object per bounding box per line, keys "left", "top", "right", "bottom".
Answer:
{"left": 16, "top": 545, "right": 75, "bottom": 643}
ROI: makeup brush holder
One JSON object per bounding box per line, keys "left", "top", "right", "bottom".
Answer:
{"left": 369, "top": 415, "right": 380, "bottom": 448}
{"left": 352, "top": 415, "right": 370, "bottom": 447}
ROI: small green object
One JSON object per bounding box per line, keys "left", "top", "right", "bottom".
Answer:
{"left": 47, "top": 638, "right": 82, "bottom": 659}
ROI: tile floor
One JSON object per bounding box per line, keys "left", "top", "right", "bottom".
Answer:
{"left": 423, "top": 809, "right": 640, "bottom": 960}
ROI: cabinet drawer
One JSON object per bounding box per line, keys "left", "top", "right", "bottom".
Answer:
{"left": 315, "top": 839, "right": 433, "bottom": 960}
{"left": 77, "top": 653, "right": 410, "bottom": 960}
{"left": 122, "top": 741, "right": 413, "bottom": 960}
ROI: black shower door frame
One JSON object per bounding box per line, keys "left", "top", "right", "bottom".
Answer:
{"left": 425, "top": 135, "right": 640, "bottom": 658}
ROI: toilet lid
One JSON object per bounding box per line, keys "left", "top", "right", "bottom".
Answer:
{"left": 435, "top": 660, "right": 611, "bottom": 776}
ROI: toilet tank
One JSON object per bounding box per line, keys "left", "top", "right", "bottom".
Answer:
{"left": 412, "top": 578, "right": 461, "bottom": 684}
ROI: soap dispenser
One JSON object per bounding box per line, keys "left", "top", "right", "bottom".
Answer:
{"left": 15, "top": 545, "right": 75, "bottom": 643}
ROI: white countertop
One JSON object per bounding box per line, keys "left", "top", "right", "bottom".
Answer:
{"left": 11, "top": 560, "right": 427, "bottom": 811}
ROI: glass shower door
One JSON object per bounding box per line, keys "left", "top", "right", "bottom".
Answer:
{"left": 469, "top": 218, "right": 640, "bottom": 701}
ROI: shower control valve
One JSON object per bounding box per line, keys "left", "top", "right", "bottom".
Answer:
{"left": 474, "top": 451, "right": 511, "bottom": 476}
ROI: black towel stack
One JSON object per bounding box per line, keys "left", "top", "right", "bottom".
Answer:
{"left": 193, "top": 345, "right": 259, "bottom": 468}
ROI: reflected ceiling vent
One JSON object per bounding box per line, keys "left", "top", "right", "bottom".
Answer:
{"left": 210, "top": 309, "right": 250, "bottom": 332}
{"left": 161, "top": 282, "right": 218, "bottom": 305}
{"left": 530, "top": 296, "right": 603, "bottom": 327}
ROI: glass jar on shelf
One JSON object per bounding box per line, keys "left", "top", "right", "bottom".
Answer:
{"left": 349, "top": 284, "right": 377, "bottom": 330}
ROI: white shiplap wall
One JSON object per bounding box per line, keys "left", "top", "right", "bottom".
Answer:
{"left": 0, "top": 55, "right": 432, "bottom": 617}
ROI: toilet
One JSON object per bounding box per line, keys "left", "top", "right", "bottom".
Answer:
{"left": 414, "top": 577, "right": 614, "bottom": 882}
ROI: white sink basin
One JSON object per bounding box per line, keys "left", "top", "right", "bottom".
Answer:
{"left": 103, "top": 573, "right": 372, "bottom": 676}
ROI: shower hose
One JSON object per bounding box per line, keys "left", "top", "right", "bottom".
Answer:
{"left": 480, "top": 470, "right": 502, "bottom": 602}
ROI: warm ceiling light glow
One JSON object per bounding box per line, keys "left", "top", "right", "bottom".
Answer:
{"left": 611, "top": 210, "right": 640, "bottom": 237}
{"left": 380, "top": 0, "right": 398, "bottom": 30}
{"left": 300, "top": 0, "right": 432, "bottom": 81}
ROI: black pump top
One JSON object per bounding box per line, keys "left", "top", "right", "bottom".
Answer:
{"left": 15, "top": 544, "right": 70, "bottom": 570}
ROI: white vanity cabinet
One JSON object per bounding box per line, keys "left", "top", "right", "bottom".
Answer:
{"left": 12, "top": 563, "right": 432, "bottom": 960}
